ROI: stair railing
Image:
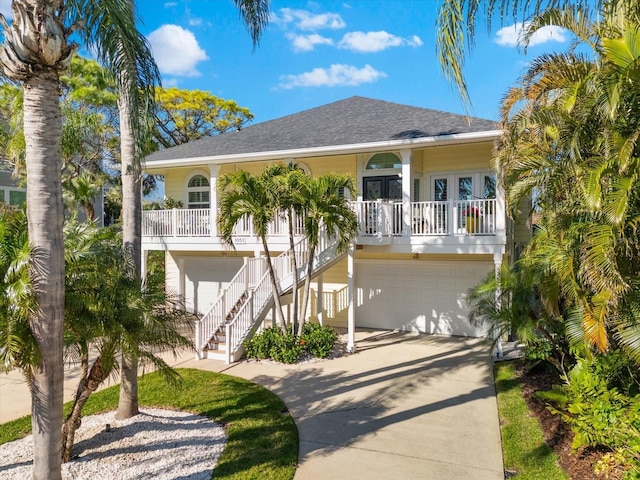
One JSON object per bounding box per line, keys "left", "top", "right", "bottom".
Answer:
{"left": 194, "top": 256, "right": 265, "bottom": 357}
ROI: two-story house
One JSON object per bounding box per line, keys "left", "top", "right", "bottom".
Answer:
{"left": 142, "top": 97, "right": 528, "bottom": 363}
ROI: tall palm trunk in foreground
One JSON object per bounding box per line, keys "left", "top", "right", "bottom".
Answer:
{"left": 116, "top": 73, "right": 141, "bottom": 419}
{"left": 23, "top": 69, "right": 67, "bottom": 480}
{"left": 0, "top": 2, "right": 74, "bottom": 478}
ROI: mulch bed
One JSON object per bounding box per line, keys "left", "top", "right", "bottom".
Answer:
{"left": 513, "top": 361, "right": 622, "bottom": 480}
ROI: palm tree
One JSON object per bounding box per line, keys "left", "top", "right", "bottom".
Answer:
{"left": 297, "top": 173, "right": 358, "bottom": 335}
{"left": 115, "top": 0, "right": 270, "bottom": 420}
{"left": 0, "top": 1, "right": 158, "bottom": 477}
{"left": 62, "top": 221, "right": 193, "bottom": 461}
{"left": 269, "top": 162, "right": 307, "bottom": 331}
{"left": 493, "top": 5, "right": 640, "bottom": 358}
{"left": 435, "top": 0, "right": 638, "bottom": 111}
{"left": 218, "top": 169, "right": 287, "bottom": 329}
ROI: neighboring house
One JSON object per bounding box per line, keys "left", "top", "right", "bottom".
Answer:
{"left": 0, "top": 162, "right": 104, "bottom": 224}
{"left": 142, "top": 96, "right": 530, "bottom": 363}
{"left": 0, "top": 163, "right": 26, "bottom": 207}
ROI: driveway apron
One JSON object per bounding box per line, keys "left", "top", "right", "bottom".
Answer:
{"left": 220, "top": 330, "right": 504, "bottom": 480}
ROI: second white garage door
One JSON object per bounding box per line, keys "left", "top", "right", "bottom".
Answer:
{"left": 355, "top": 260, "right": 492, "bottom": 337}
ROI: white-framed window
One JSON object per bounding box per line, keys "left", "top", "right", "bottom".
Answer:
{"left": 0, "top": 187, "right": 26, "bottom": 206}
{"left": 186, "top": 174, "right": 210, "bottom": 209}
{"left": 365, "top": 152, "right": 401, "bottom": 171}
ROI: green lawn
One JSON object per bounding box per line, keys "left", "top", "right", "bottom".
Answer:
{"left": 0, "top": 368, "right": 298, "bottom": 480}
{"left": 494, "top": 361, "right": 568, "bottom": 480}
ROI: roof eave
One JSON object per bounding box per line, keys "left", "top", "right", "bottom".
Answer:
{"left": 143, "top": 129, "right": 501, "bottom": 170}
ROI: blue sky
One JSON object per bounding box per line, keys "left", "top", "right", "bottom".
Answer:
{"left": 132, "top": 0, "right": 570, "bottom": 124}
{"left": 0, "top": 0, "right": 570, "bottom": 123}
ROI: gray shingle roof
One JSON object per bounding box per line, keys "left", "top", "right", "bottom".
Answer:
{"left": 145, "top": 96, "right": 497, "bottom": 162}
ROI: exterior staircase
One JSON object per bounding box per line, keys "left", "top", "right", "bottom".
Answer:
{"left": 195, "top": 228, "right": 346, "bottom": 363}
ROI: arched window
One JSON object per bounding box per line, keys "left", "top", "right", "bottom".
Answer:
{"left": 366, "top": 152, "right": 401, "bottom": 170}
{"left": 187, "top": 174, "right": 210, "bottom": 209}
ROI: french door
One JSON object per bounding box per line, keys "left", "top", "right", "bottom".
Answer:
{"left": 362, "top": 175, "right": 402, "bottom": 234}
{"left": 363, "top": 175, "right": 402, "bottom": 201}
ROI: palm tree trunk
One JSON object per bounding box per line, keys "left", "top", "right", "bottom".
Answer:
{"left": 116, "top": 70, "right": 141, "bottom": 420}
{"left": 287, "top": 209, "right": 299, "bottom": 331}
{"left": 24, "top": 72, "right": 65, "bottom": 480}
{"left": 61, "top": 356, "right": 104, "bottom": 462}
{"left": 261, "top": 236, "right": 286, "bottom": 329}
{"left": 297, "top": 243, "right": 317, "bottom": 336}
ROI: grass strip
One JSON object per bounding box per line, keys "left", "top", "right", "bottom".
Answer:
{"left": 494, "top": 361, "right": 568, "bottom": 480}
{"left": 0, "top": 368, "right": 298, "bottom": 480}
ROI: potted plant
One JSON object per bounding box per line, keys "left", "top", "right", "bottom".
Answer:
{"left": 462, "top": 205, "right": 480, "bottom": 233}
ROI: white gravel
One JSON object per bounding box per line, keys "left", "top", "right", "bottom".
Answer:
{"left": 0, "top": 409, "right": 226, "bottom": 480}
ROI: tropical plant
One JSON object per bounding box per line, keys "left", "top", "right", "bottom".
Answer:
{"left": 537, "top": 356, "right": 640, "bottom": 476}
{"left": 466, "top": 261, "right": 572, "bottom": 374}
{"left": 0, "top": 204, "right": 36, "bottom": 374}
{"left": 115, "top": 0, "right": 270, "bottom": 419}
{"left": 62, "top": 221, "right": 194, "bottom": 460}
{"left": 493, "top": 5, "right": 640, "bottom": 360}
{"left": 435, "top": 0, "right": 637, "bottom": 111}
{"left": 269, "top": 162, "right": 308, "bottom": 330}
{"left": 297, "top": 173, "right": 358, "bottom": 335}
{"left": 218, "top": 168, "right": 288, "bottom": 328}
{"left": 301, "top": 322, "right": 338, "bottom": 358}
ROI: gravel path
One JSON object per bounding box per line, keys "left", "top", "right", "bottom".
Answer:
{"left": 0, "top": 409, "right": 225, "bottom": 479}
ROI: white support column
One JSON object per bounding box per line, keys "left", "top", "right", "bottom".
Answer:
{"left": 208, "top": 164, "right": 219, "bottom": 237}
{"left": 400, "top": 149, "right": 412, "bottom": 236}
{"left": 347, "top": 245, "right": 356, "bottom": 352}
{"left": 493, "top": 250, "right": 504, "bottom": 359}
{"left": 317, "top": 273, "right": 324, "bottom": 326}
{"left": 141, "top": 249, "right": 148, "bottom": 283}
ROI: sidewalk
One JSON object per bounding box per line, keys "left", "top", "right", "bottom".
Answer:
{"left": 0, "top": 330, "right": 505, "bottom": 480}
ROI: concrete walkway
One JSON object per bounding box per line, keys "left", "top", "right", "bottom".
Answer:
{"left": 0, "top": 330, "right": 504, "bottom": 480}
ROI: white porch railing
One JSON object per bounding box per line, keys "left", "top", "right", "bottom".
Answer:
{"left": 143, "top": 198, "right": 499, "bottom": 239}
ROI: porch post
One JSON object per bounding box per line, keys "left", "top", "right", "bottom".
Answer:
{"left": 493, "top": 250, "right": 504, "bottom": 359}
{"left": 347, "top": 245, "right": 356, "bottom": 352}
{"left": 141, "top": 249, "right": 148, "bottom": 282}
{"left": 317, "top": 273, "right": 324, "bottom": 326}
{"left": 208, "top": 164, "right": 219, "bottom": 238}
{"left": 400, "top": 149, "right": 411, "bottom": 236}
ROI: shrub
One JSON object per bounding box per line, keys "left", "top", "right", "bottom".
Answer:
{"left": 270, "top": 333, "right": 302, "bottom": 364}
{"left": 536, "top": 356, "right": 640, "bottom": 477}
{"left": 245, "top": 326, "right": 302, "bottom": 364}
{"left": 245, "top": 323, "right": 338, "bottom": 363}
{"left": 245, "top": 326, "right": 282, "bottom": 360}
{"left": 301, "top": 323, "right": 337, "bottom": 358}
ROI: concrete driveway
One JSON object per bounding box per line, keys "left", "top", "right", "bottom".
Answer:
{"left": 1, "top": 330, "right": 504, "bottom": 479}
{"left": 214, "top": 330, "right": 504, "bottom": 480}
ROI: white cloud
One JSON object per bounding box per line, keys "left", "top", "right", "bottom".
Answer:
{"left": 278, "top": 64, "right": 386, "bottom": 89}
{"left": 188, "top": 18, "right": 203, "bottom": 27}
{"left": 148, "top": 24, "right": 208, "bottom": 77}
{"left": 287, "top": 33, "right": 334, "bottom": 52}
{"left": 164, "top": 2, "right": 177, "bottom": 7}
{"left": 338, "top": 31, "right": 423, "bottom": 53}
{"left": 0, "top": 0, "right": 11, "bottom": 19}
{"left": 495, "top": 22, "right": 567, "bottom": 47}
{"left": 271, "top": 8, "right": 345, "bottom": 30}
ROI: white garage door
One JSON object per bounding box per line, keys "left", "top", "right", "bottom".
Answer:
{"left": 183, "top": 257, "right": 244, "bottom": 315}
{"left": 355, "top": 260, "right": 492, "bottom": 337}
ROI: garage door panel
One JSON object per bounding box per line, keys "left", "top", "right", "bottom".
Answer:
{"left": 355, "top": 260, "right": 492, "bottom": 337}
{"left": 183, "top": 257, "right": 244, "bottom": 315}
